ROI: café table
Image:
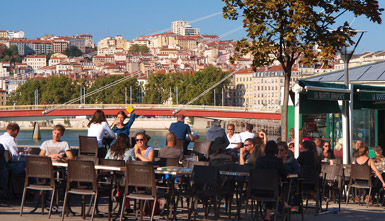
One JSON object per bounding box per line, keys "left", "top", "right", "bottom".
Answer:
{"left": 52, "top": 161, "right": 125, "bottom": 171}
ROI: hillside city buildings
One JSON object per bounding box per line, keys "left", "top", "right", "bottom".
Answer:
{"left": 0, "top": 21, "right": 384, "bottom": 109}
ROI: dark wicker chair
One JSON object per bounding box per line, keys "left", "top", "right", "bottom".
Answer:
{"left": 245, "top": 169, "right": 281, "bottom": 221}
{"left": 176, "top": 139, "right": 184, "bottom": 152}
{"left": 119, "top": 163, "right": 168, "bottom": 221}
{"left": 79, "top": 136, "right": 98, "bottom": 157}
{"left": 188, "top": 165, "right": 224, "bottom": 220}
{"left": 62, "top": 160, "right": 98, "bottom": 221}
{"left": 192, "top": 141, "right": 211, "bottom": 160}
{"left": 346, "top": 164, "right": 372, "bottom": 207}
{"left": 322, "top": 164, "right": 343, "bottom": 211}
{"left": 301, "top": 165, "right": 321, "bottom": 216}
{"left": 20, "top": 156, "right": 56, "bottom": 218}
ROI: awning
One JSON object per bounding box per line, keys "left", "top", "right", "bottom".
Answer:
{"left": 353, "top": 84, "right": 385, "bottom": 109}
{"left": 297, "top": 80, "right": 351, "bottom": 114}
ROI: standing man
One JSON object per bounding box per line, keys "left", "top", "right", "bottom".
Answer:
{"left": 169, "top": 114, "right": 199, "bottom": 154}
{"left": 313, "top": 137, "right": 323, "bottom": 157}
{"left": 239, "top": 123, "right": 256, "bottom": 144}
{"left": 226, "top": 123, "right": 241, "bottom": 151}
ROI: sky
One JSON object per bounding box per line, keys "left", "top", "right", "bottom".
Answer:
{"left": 1, "top": 0, "right": 385, "bottom": 54}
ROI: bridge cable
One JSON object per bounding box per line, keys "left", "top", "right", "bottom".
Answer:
{"left": 173, "top": 69, "right": 239, "bottom": 114}
{"left": 43, "top": 72, "right": 142, "bottom": 114}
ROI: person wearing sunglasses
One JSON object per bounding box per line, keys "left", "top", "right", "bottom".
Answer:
{"left": 239, "top": 138, "right": 264, "bottom": 165}
{"left": 277, "top": 141, "right": 299, "bottom": 175}
{"left": 133, "top": 132, "right": 154, "bottom": 162}
{"left": 321, "top": 140, "right": 335, "bottom": 161}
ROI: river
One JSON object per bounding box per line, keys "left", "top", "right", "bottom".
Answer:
{"left": 6, "top": 129, "right": 205, "bottom": 149}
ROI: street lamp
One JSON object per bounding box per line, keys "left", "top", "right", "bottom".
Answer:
{"left": 340, "top": 29, "right": 365, "bottom": 164}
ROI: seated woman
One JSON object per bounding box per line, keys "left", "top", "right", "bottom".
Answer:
{"left": 105, "top": 134, "right": 131, "bottom": 162}
{"left": 111, "top": 111, "right": 136, "bottom": 136}
{"left": 87, "top": 110, "right": 115, "bottom": 158}
{"left": 133, "top": 132, "right": 154, "bottom": 162}
{"left": 355, "top": 145, "right": 385, "bottom": 200}
{"left": 321, "top": 140, "right": 335, "bottom": 161}
{"left": 297, "top": 140, "right": 320, "bottom": 173}
{"left": 373, "top": 146, "right": 385, "bottom": 163}
{"left": 277, "top": 141, "right": 300, "bottom": 175}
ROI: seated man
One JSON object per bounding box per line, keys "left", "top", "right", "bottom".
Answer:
{"left": 158, "top": 132, "right": 184, "bottom": 162}
{"left": 39, "top": 124, "right": 73, "bottom": 162}
{"left": 0, "top": 123, "right": 24, "bottom": 196}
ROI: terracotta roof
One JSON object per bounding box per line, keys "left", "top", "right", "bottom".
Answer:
{"left": 27, "top": 55, "right": 46, "bottom": 58}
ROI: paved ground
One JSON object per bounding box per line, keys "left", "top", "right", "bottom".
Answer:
{"left": 1, "top": 197, "right": 385, "bottom": 220}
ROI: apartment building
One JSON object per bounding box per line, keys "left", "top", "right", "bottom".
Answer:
{"left": 30, "top": 40, "right": 53, "bottom": 54}
{"left": 26, "top": 55, "right": 47, "bottom": 72}
{"left": 52, "top": 37, "right": 70, "bottom": 53}
{"left": 0, "top": 89, "right": 7, "bottom": 105}
{"left": 171, "top": 20, "right": 200, "bottom": 36}
{"left": 226, "top": 66, "right": 300, "bottom": 109}
{"left": 69, "top": 37, "right": 86, "bottom": 53}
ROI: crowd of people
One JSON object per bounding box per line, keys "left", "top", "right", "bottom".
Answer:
{"left": 1, "top": 109, "right": 385, "bottom": 218}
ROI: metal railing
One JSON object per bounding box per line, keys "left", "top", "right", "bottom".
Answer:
{"left": 0, "top": 104, "right": 281, "bottom": 113}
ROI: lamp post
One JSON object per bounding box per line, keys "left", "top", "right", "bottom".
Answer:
{"left": 340, "top": 30, "right": 365, "bottom": 164}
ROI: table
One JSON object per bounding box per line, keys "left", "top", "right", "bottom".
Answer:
{"left": 155, "top": 166, "right": 250, "bottom": 176}
{"left": 52, "top": 161, "right": 125, "bottom": 171}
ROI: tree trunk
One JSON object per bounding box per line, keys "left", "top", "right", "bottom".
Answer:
{"left": 281, "top": 71, "right": 291, "bottom": 142}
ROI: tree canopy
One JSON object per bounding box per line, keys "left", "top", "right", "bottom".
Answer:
{"left": 128, "top": 44, "right": 150, "bottom": 54}
{"left": 7, "top": 75, "right": 81, "bottom": 105}
{"left": 87, "top": 75, "right": 140, "bottom": 104}
{"left": 143, "top": 66, "right": 230, "bottom": 105}
{"left": 0, "top": 45, "right": 22, "bottom": 64}
{"left": 222, "top": 0, "right": 383, "bottom": 141}
{"left": 64, "top": 46, "right": 83, "bottom": 57}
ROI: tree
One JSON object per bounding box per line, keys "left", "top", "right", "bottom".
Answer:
{"left": 64, "top": 46, "right": 82, "bottom": 57}
{"left": 0, "top": 45, "right": 22, "bottom": 64}
{"left": 143, "top": 67, "right": 230, "bottom": 105}
{"left": 7, "top": 76, "right": 81, "bottom": 105}
{"left": 222, "top": 0, "right": 383, "bottom": 141}
{"left": 87, "top": 75, "right": 140, "bottom": 104}
{"left": 128, "top": 44, "right": 150, "bottom": 54}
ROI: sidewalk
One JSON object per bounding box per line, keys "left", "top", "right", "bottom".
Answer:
{"left": 1, "top": 199, "right": 385, "bottom": 220}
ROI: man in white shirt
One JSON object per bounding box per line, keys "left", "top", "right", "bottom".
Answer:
{"left": 0, "top": 123, "right": 23, "bottom": 196}
{"left": 0, "top": 123, "right": 21, "bottom": 162}
{"left": 239, "top": 123, "right": 256, "bottom": 144}
{"left": 226, "top": 123, "right": 241, "bottom": 151}
{"left": 39, "top": 124, "right": 73, "bottom": 162}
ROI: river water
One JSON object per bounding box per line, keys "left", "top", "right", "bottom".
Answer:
{"left": 6, "top": 129, "right": 204, "bottom": 148}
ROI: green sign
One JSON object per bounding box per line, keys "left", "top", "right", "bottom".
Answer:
{"left": 359, "top": 92, "right": 385, "bottom": 101}
{"left": 307, "top": 90, "right": 350, "bottom": 101}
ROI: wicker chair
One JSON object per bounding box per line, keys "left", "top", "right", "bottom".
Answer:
{"left": 192, "top": 141, "right": 211, "bottom": 160}
{"left": 20, "top": 156, "right": 56, "bottom": 218}
{"left": 62, "top": 160, "right": 98, "bottom": 221}
{"left": 79, "top": 136, "right": 98, "bottom": 157}
{"left": 119, "top": 163, "right": 168, "bottom": 221}
{"left": 245, "top": 168, "right": 281, "bottom": 221}
{"left": 346, "top": 164, "right": 372, "bottom": 208}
